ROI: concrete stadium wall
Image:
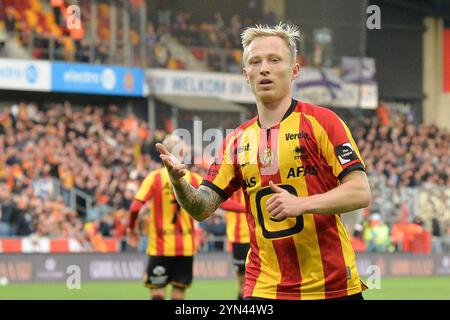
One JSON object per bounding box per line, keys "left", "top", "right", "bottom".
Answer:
{"left": 423, "top": 17, "right": 450, "bottom": 131}
{"left": 1, "top": 252, "right": 450, "bottom": 283}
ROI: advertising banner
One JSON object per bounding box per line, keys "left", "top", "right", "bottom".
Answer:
{"left": 147, "top": 64, "right": 378, "bottom": 109}
{"left": 0, "top": 58, "right": 50, "bottom": 91}
{"left": 51, "top": 62, "right": 145, "bottom": 96}
{"left": 1, "top": 253, "right": 449, "bottom": 283}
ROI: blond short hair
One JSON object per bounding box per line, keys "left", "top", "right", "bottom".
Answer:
{"left": 241, "top": 23, "right": 301, "bottom": 65}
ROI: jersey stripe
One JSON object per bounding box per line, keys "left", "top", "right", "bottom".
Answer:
{"left": 313, "top": 215, "right": 348, "bottom": 298}
{"left": 174, "top": 201, "right": 184, "bottom": 256}
{"left": 153, "top": 172, "right": 164, "bottom": 255}
{"left": 243, "top": 191, "right": 262, "bottom": 298}
{"left": 257, "top": 123, "right": 303, "bottom": 299}
{"left": 294, "top": 111, "right": 327, "bottom": 299}
{"left": 299, "top": 107, "right": 349, "bottom": 297}
{"left": 234, "top": 210, "right": 241, "bottom": 242}
{"left": 189, "top": 173, "right": 199, "bottom": 253}
{"left": 273, "top": 237, "right": 301, "bottom": 299}
{"left": 225, "top": 190, "right": 249, "bottom": 244}
{"left": 336, "top": 217, "right": 363, "bottom": 295}
{"left": 270, "top": 112, "right": 303, "bottom": 299}
{"left": 143, "top": 169, "right": 199, "bottom": 256}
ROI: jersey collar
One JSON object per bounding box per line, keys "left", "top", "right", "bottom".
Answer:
{"left": 257, "top": 98, "right": 298, "bottom": 128}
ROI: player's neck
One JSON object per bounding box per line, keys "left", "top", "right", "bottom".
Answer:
{"left": 256, "top": 95, "right": 292, "bottom": 128}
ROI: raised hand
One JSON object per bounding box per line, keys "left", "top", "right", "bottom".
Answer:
{"left": 156, "top": 143, "right": 187, "bottom": 184}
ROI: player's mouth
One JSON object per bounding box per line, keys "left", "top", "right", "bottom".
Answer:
{"left": 258, "top": 79, "right": 273, "bottom": 87}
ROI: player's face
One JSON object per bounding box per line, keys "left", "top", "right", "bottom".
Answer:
{"left": 243, "top": 36, "right": 299, "bottom": 104}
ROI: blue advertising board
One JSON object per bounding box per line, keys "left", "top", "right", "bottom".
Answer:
{"left": 51, "top": 62, "right": 144, "bottom": 96}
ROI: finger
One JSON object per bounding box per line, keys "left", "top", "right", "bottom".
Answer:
{"left": 270, "top": 212, "right": 286, "bottom": 221}
{"left": 269, "top": 206, "right": 283, "bottom": 217}
{"left": 175, "top": 169, "right": 187, "bottom": 179}
{"left": 156, "top": 143, "right": 171, "bottom": 156}
{"left": 160, "top": 156, "right": 174, "bottom": 170}
{"left": 173, "top": 163, "right": 187, "bottom": 171}
{"left": 266, "top": 194, "right": 278, "bottom": 207}
{"left": 160, "top": 155, "right": 186, "bottom": 171}
{"left": 266, "top": 198, "right": 280, "bottom": 212}
{"left": 269, "top": 181, "right": 284, "bottom": 193}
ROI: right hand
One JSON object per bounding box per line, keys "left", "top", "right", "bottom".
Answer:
{"left": 156, "top": 143, "right": 187, "bottom": 184}
{"left": 126, "top": 227, "right": 139, "bottom": 248}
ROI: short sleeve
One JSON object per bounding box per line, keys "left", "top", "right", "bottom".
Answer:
{"left": 201, "top": 134, "right": 240, "bottom": 200}
{"left": 135, "top": 172, "right": 155, "bottom": 202}
{"left": 314, "top": 108, "right": 365, "bottom": 181}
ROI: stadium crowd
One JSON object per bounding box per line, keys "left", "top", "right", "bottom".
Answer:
{"left": 353, "top": 111, "right": 449, "bottom": 188}
{"left": 0, "top": 101, "right": 162, "bottom": 250}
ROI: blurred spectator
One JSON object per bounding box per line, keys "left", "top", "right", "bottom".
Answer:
{"left": 5, "top": 6, "right": 16, "bottom": 34}
{"left": 350, "top": 223, "right": 366, "bottom": 252}
{"left": 432, "top": 217, "right": 441, "bottom": 237}
{"left": 51, "top": 0, "right": 64, "bottom": 27}
{"left": 262, "top": 5, "right": 277, "bottom": 26}
{"left": 156, "top": 0, "right": 172, "bottom": 28}
{"left": 145, "top": 22, "right": 158, "bottom": 67}
{"left": 363, "top": 213, "right": 391, "bottom": 253}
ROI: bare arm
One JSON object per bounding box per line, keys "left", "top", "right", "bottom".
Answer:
{"left": 267, "top": 170, "right": 371, "bottom": 219}
{"left": 172, "top": 181, "right": 223, "bottom": 221}
{"left": 300, "top": 170, "right": 371, "bottom": 214}
{"left": 156, "top": 143, "right": 223, "bottom": 221}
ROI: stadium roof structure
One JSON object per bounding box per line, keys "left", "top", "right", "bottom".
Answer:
{"left": 155, "top": 95, "right": 246, "bottom": 113}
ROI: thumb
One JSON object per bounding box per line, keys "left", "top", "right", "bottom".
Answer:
{"left": 156, "top": 143, "right": 171, "bottom": 156}
{"left": 269, "top": 181, "right": 284, "bottom": 193}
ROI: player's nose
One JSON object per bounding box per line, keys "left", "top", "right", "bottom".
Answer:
{"left": 259, "top": 60, "right": 270, "bottom": 75}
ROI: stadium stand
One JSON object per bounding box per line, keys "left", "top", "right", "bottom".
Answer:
{"left": 0, "top": 101, "right": 155, "bottom": 251}
{"left": 0, "top": 0, "right": 264, "bottom": 71}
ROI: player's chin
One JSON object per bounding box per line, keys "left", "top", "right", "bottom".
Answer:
{"left": 257, "top": 92, "right": 279, "bottom": 104}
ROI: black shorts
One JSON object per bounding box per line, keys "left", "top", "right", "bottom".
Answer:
{"left": 144, "top": 255, "right": 193, "bottom": 289}
{"left": 232, "top": 243, "right": 250, "bottom": 275}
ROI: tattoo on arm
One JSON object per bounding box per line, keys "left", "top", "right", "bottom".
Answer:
{"left": 172, "top": 181, "right": 222, "bottom": 221}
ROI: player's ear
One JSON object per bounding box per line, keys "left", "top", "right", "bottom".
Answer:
{"left": 291, "top": 62, "right": 300, "bottom": 81}
{"left": 242, "top": 67, "right": 250, "bottom": 84}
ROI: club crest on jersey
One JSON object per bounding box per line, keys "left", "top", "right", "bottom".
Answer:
{"left": 260, "top": 147, "right": 273, "bottom": 167}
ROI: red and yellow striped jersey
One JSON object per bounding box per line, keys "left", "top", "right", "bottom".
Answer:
{"left": 135, "top": 167, "right": 202, "bottom": 257}
{"left": 225, "top": 189, "right": 250, "bottom": 244}
{"left": 202, "top": 99, "right": 367, "bottom": 300}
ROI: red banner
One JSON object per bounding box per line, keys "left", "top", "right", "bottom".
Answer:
{"left": 444, "top": 28, "right": 450, "bottom": 92}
